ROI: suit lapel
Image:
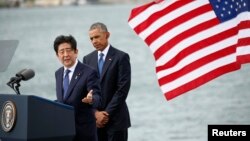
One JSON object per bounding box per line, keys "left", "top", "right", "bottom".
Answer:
{"left": 100, "top": 46, "right": 115, "bottom": 81}
{"left": 64, "top": 62, "right": 83, "bottom": 100}
{"left": 58, "top": 68, "right": 64, "bottom": 101}
{"left": 92, "top": 51, "right": 99, "bottom": 71}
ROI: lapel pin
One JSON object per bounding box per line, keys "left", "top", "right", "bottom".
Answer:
{"left": 75, "top": 72, "right": 81, "bottom": 79}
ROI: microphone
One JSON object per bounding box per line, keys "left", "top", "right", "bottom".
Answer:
{"left": 11, "top": 68, "right": 28, "bottom": 83}
{"left": 6, "top": 68, "right": 35, "bottom": 95}
{"left": 7, "top": 69, "right": 35, "bottom": 84}
{"left": 18, "top": 69, "right": 35, "bottom": 81}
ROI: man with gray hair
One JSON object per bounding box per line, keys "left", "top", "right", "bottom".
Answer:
{"left": 83, "top": 22, "right": 131, "bottom": 141}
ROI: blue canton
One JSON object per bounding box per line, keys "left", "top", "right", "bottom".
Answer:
{"left": 209, "top": 0, "right": 249, "bottom": 22}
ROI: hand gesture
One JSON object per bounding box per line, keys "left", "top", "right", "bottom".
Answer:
{"left": 82, "top": 90, "right": 93, "bottom": 104}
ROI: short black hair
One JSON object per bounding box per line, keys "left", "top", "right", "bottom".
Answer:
{"left": 53, "top": 35, "right": 77, "bottom": 54}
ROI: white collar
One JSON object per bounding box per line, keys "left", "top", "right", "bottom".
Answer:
{"left": 98, "top": 44, "right": 110, "bottom": 57}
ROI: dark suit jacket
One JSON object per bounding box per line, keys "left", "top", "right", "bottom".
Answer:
{"left": 55, "top": 61, "right": 101, "bottom": 141}
{"left": 83, "top": 46, "right": 131, "bottom": 132}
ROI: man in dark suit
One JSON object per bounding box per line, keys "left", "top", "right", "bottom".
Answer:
{"left": 53, "top": 35, "right": 101, "bottom": 141}
{"left": 83, "top": 22, "right": 131, "bottom": 141}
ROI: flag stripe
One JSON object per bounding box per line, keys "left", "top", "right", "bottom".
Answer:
{"left": 139, "top": 1, "right": 211, "bottom": 41}
{"left": 132, "top": 0, "right": 193, "bottom": 34}
{"left": 145, "top": 4, "right": 212, "bottom": 46}
{"left": 128, "top": 1, "right": 156, "bottom": 22}
{"left": 153, "top": 18, "right": 218, "bottom": 62}
{"left": 156, "top": 26, "right": 237, "bottom": 73}
{"left": 156, "top": 35, "right": 237, "bottom": 78}
{"left": 128, "top": 0, "right": 176, "bottom": 29}
{"left": 155, "top": 18, "right": 235, "bottom": 66}
{"left": 237, "top": 54, "right": 250, "bottom": 64}
{"left": 153, "top": 13, "right": 250, "bottom": 65}
{"left": 158, "top": 45, "right": 236, "bottom": 85}
{"left": 165, "top": 62, "right": 240, "bottom": 100}
{"left": 160, "top": 54, "right": 238, "bottom": 95}
{"left": 237, "top": 20, "right": 250, "bottom": 64}
{"left": 149, "top": 11, "right": 216, "bottom": 54}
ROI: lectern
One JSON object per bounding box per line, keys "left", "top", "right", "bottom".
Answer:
{"left": 0, "top": 94, "right": 75, "bottom": 141}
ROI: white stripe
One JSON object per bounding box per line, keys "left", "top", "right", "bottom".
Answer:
{"left": 160, "top": 54, "right": 237, "bottom": 93}
{"left": 238, "top": 28, "right": 250, "bottom": 38}
{"left": 139, "top": 0, "right": 209, "bottom": 40}
{"left": 128, "top": 0, "right": 173, "bottom": 29}
{"left": 156, "top": 35, "right": 237, "bottom": 79}
{"left": 237, "top": 45, "right": 250, "bottom": 55}
{"left": 236, "top": 11, "right": 250, "bottom": 21}
{"left": 149, "top": 11, "right": 215, "bottom": 53}
{"left": 155, "top": 18, "right": 235, "bottom": 66}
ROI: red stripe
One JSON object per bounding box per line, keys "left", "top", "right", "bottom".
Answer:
{"left": 158, "top": 45, "right": 236, "bottom": 86}
{"left": 237, "top": 37, "right": 250, "bottom": 46}
{"left": 133, "top": 0, "right": 193, "bottom": 34}
{"left": 164, "top": 62, "right": 240, "bottom": 100}
{"left": 128, "top": 1, "right": 156, "bottom": 21}
{"left": 145, "top": 4, "right": 212, "bottom": 45}
{"left": 156, "top": 26, "right": 237, "bottom": 72}
{"left": 237, "top": 54, "right": 250, "bottom": 64}
{"left": 238, "top": 20, "right": 250, "bottom": 30}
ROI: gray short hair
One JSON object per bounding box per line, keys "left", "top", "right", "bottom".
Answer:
{"left": 89, "top": 22, "right": 108, "bottom": 32}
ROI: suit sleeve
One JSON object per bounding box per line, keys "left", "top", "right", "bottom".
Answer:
{"left": 105, "top": 53, "right": 131, "bottom": 117}
{"left": 87, "top": 69, "right": 102, "bottom": 108}
{"left": 83, "top": 56, "right": 86, "bottom": 64}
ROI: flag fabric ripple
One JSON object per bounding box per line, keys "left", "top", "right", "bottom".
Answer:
{"left": 128, "top": 0, "right": 250, "bottom": 100}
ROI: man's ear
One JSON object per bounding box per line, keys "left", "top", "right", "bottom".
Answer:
{"left": 106, "top": 32, "right": 110, "bottom": 39}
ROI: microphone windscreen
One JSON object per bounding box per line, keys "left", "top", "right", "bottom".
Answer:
{"left": 21, "top": 69, "right": 35, "bottom": 81}
{"left": 16, "top": 69, "right": 27, "bottom": 77}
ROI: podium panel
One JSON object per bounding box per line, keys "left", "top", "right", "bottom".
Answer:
{"left": 0, "top": 94, "right": 75, "bottom": 141}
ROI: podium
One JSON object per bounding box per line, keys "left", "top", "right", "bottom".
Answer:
{"left": 0, "top": 94, "right": 75, "bottom": 141}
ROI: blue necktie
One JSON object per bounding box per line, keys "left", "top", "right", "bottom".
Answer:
{"left": 63, "top": 69, "right": 71, "bottom": 99}
{"left": 98, "top": 53, "right": 104, "bottom": 75}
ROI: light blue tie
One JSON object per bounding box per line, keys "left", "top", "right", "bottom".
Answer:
{"left": 98, "top": 53, "right": 104, "bottom": 75}
{"left": 63, "top": 69, "right": 71, "bottom": 99}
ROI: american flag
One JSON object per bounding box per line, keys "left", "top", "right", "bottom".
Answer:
{"left": 128, "top": 0, "right": 250, "bottom": 100}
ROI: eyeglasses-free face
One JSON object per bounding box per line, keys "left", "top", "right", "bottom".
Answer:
{"left": 57, "top": 43, "right": 78, "bottom": 68}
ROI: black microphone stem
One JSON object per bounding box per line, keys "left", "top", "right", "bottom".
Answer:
{"left": 14, "top": 82, "right": 21, "bottom": 95}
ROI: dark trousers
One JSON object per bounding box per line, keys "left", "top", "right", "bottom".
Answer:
{"left": 97, "top": 128, "right": 128, "bottom": 141}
